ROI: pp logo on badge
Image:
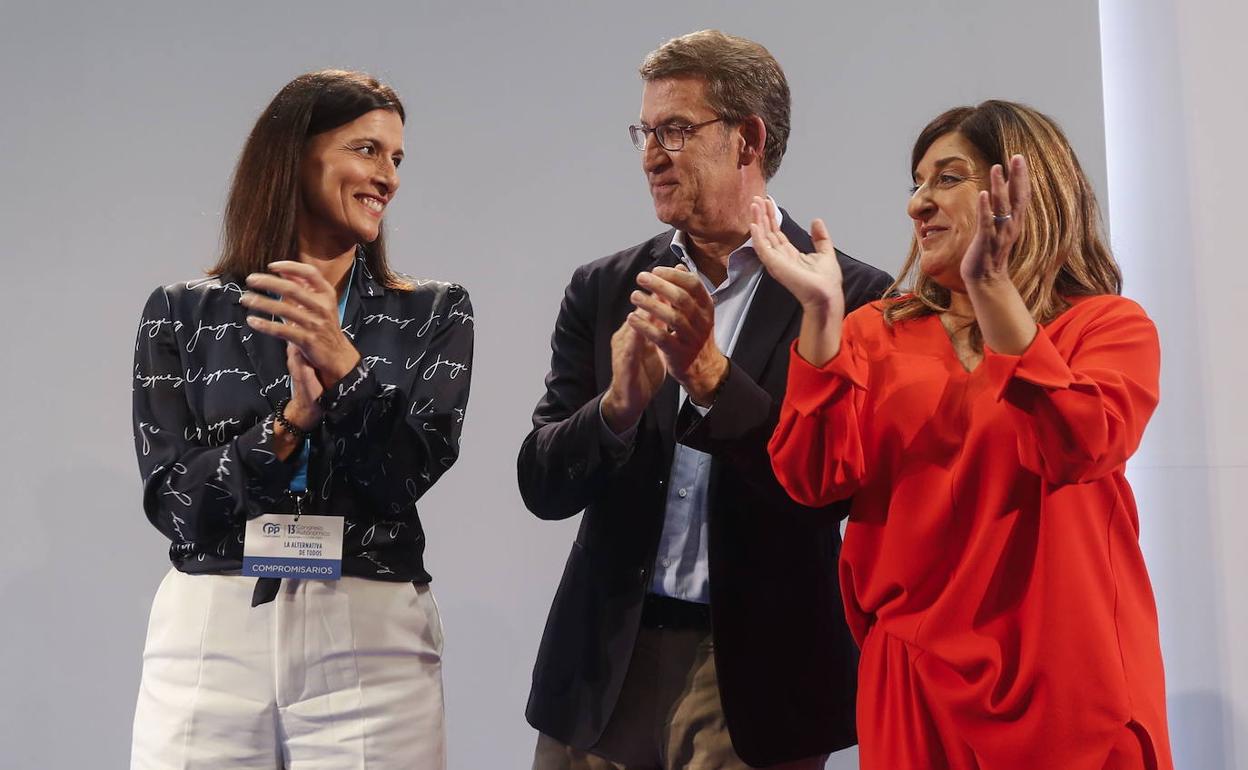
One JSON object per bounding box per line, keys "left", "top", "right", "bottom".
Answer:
{"left": 244, "top": 513, "right": 343, "bottom": 580}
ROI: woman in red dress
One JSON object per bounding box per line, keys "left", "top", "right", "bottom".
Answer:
{"left": 755, "top": 101, "right": 1173, "bottom": 769}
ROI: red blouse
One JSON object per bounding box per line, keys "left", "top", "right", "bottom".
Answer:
{"left": 770, "top": 295, "right": 1172, "bottom": 770}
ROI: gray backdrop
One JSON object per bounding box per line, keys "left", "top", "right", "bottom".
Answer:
{"left": 0, "top": 2, "right": 1108, "bottom": 767}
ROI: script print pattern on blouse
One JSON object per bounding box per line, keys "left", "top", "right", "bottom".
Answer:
{"left": 132, "top": 255, "right": 473, "bottom": 582}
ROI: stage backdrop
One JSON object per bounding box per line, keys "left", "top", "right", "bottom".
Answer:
{"left": 0, "top": 1, "right": 1116, "bottom": 767}
{"left": 1101, "top": 0, "right": 1248, "bottom": 767}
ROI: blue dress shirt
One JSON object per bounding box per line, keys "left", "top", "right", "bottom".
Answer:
{"left": 601, "top": 200, "right": 780, "bottom": 604}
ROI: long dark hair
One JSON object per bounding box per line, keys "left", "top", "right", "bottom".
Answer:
{"left": 209, "top": 69, "right": 409, "bottom": 288}
{"left": 884, "top": 100, "right": 1121, "bottom": 335}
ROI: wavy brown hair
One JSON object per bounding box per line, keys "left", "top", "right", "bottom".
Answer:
{"left": 209, "top": 69, "right": 409, "bottom": 288}
{"left": 884, "top": 100, "right": 1121, "bottom": 338}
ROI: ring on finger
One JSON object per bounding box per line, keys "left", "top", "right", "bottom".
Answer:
{"left": 992, "top": 212, "right": 1012, "bottom": 224}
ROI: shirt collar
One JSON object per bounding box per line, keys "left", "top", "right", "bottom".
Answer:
{"left": 352, "top": 246, "right": 387, "bottom": 298}
{"left": 669, "top": 196, "right": 781, "bottom": 290}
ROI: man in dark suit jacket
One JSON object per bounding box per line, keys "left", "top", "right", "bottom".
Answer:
{"left": 519, "top": 30, "right": 893, "bottom": 769}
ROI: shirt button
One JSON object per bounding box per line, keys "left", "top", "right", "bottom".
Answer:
{"left": 678, "top": 488, "right": 688, "bottom": 498}
{"left": 661, "top": 558, "right": 672, "bottom": 567}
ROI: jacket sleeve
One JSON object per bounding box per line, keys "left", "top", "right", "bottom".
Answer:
{"left": 678, "top": 260, "right": 890, "bottom": 513}
{"left": 980, "top": 297, "right": 1160, "bottom": 485}
{"left": 767, "top": 331, "right": 870, "bottom": 508}
{"left": 317, "top": 284, "right": 474, "bottom": 522}
{"left": 517, "top": 264, "right": 629, "bottom": 520}
{"left": 672, "top": 359, "right": 835, "bottom": 515}
{"left": 132, "top": 287, "right": 301, "bottom": 546}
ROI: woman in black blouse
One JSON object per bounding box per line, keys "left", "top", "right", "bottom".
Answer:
{"left": 130, "top": 70, "right": 471, "bottom": 769}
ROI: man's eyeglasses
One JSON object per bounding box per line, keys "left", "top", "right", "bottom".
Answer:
{"left": 628, "top": 118, "right": 725, "bottom": 152}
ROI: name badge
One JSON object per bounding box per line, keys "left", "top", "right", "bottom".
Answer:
{"left": 243, "top": 514, "right": 344, "bottom": 580}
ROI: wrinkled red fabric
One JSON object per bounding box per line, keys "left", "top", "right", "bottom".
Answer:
{"left": 770, "top": 296, "right": 1173, "bottom": 770}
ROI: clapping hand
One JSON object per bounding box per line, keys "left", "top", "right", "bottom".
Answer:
{"left": 960, "top": 155, "right": 1031, "bottom": 287}
{"left": 748, "top": 196, "right": 847, "bottom": 366}
{"left": 960, "top": 155, "right": 1039, "bottom": 355}
{"left": 626, "top": 265, "right": 727, "bottom": 406}
{"left": 747, "top": 197, "right": 845, "bottom": 317}
{"left": 600, "top": 318, "right": 666, "bottom": 434}
{"left": 241, "top": 261, "right": 361, "bottom": 430}
{"left": 282, "top": 343, "right": 323, "bottom": 428}
{"left": 241, "top": 261, "right": 361, "bottom": 389}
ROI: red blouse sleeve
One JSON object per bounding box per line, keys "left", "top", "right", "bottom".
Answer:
{"left": 980, "top": 297, "right": 1160, "bottom": 485}
{"left": 768, "top": 329, "right": 869, "bottom": 507}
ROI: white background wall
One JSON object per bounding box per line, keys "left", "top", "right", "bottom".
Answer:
{"left": 1101, "top": 1, "right": 1248, "bottom": 767}
{"left": 0, "top": 1, "right": 1138, "bottom": 767}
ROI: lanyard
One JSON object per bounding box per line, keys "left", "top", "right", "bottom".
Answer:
{"left": 288, "top": 260, "right": 355, "bottom": 494}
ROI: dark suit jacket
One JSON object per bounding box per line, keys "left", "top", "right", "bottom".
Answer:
{"left": 518, "top": 213, "right": 893, "bottom": 767}
{"left": 132, "top": 254, "right": 473, "bottom": 582}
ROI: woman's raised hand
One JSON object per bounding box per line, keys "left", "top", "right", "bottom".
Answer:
{"left": 241, "top": 261, "right": 361, "bottom": 389}
{"left": 748, "top": 197, "right": 845, "bottom": 321}
{"left": 960, "top": 154, "right": 1031, "bottom": 287}
{"left": 959, "top": 155, "right": 1040, "bottom": 356}
{"left": 749, "top": 196, "right": 848, "bottom": 366}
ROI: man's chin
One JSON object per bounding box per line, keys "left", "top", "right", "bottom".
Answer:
{"left": 651, "top": 204, "right": 687, "bottom": 230}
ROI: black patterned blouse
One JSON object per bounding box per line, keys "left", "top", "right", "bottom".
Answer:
{"left": 132, "top": 255, "right": 473, "bottom": 592}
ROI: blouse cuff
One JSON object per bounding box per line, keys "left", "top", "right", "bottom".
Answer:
{"left": 982, "top": 327, "right": 1075, "bottom": 402}
{"left": 317, "top": 357, "right": 380, "bottom": 422}
{"left": 235, "top": 414, "right": 303, "bottom": 494}
{"left": 784, "top": 339, "right": 865, "bottom": 416}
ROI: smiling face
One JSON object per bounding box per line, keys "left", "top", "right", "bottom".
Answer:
{"left": 638, "top": 76, "right": 743, "bottom": 236}
{"left": 907, "top": 131, "right": 990, "bottom": 291}
{"left": 296, "top": 108, "right": 404, "bottom": 254}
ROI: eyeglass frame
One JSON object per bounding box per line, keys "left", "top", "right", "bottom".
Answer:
{"left": 628, "top": 117, "right": 726, "bottom": 152}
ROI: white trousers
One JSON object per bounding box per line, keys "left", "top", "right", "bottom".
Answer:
{"left": 131, "top": 569, "right": 446, "bottom": 770}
